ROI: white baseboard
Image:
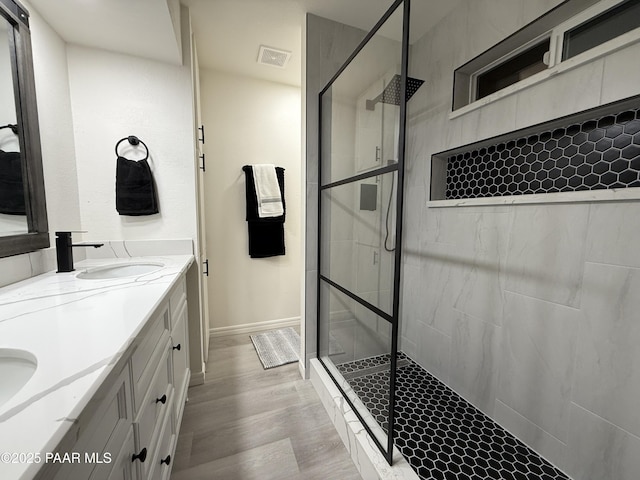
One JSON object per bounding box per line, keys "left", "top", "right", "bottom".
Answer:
{"left": 189, "top": 370, "right": 205, "bottom": 386}
{"left": 209, "top": 316, "right": 301, "bottom": 338}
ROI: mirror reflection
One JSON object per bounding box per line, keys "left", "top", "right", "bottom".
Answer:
{"left": 0, "top": 18, "right": 27, "bottom": 236}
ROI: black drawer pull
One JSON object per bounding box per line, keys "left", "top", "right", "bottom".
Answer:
{"left": 131, "top": 448, "right": 147, "bottom": 463}
{"left": 156, "top": 394, "right": 167, "bottom": 404}
{"left": 172, "top": 343, "right": 181, "bottom": 351}
{"left": 161, "top": 455, "right": 171, "bottom": 466}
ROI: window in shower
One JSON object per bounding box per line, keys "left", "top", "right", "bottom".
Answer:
{"left": 452, "top": 0, "right": 640, "bottom": 111}
{"left": 317, "top": 0, "right": 415, "bottom": 464}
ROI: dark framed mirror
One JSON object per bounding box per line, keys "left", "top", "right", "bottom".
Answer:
{"left": 0, "top": 0, "right": 48, "bottom": 257}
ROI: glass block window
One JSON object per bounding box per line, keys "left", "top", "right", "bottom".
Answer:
{"left": 435, "top": 106, "right": 640, "bottom": 200}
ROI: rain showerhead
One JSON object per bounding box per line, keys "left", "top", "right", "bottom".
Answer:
{"left": 366, "top": 74, "right": 425, "bottom": 110}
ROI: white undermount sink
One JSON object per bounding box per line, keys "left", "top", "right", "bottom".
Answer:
{"left": 76, "top": 262, "right": 164, "bottom": 280}
{"left": 0, "top": 349, "right": 37, "bottom": 408}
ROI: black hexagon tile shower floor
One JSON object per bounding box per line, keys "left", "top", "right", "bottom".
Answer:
{"left": 337, "top": 354, "right": 569, "bottom": 480}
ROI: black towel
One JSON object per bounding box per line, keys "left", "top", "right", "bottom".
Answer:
{"left": 242, "top": 165, "right": 285, "bottom": 258}
{"left": 115, "top": 156, "right": 159, "bottom": 216}
{"left": 0, "top": 150, "right": 26, "bottom": 215}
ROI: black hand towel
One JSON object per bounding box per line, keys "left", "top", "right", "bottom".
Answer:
{"left": 242, "top": 165, "right": 285, "bottom": 258}
{"left": 115, "top": 156, "right": 159, "bottom": 216}
{"left": 0, "top": 150, "right": 26, "bottom": 215}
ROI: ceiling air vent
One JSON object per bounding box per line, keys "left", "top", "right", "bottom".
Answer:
{"left": 257, "top": 45, "right": 291, "bottom": 68}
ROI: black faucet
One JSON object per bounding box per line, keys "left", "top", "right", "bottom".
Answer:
{"left": 55, "top": 231, "right": 104, "bottom": 273}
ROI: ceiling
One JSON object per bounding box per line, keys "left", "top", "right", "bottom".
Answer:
{"left": 24, "top": 0, "right": 462, "bottom": 88}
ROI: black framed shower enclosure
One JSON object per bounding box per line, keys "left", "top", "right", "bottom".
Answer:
{"left": 316, "top": 0, "right": 411, "bottom": 464}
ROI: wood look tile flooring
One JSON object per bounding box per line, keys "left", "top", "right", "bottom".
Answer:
{"left": 172, "top": 332, "right": 362, "bottom": 480}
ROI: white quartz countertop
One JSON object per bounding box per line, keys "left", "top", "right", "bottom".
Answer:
{"left": 0, "top": 255, "right": 194, "bottom": 480}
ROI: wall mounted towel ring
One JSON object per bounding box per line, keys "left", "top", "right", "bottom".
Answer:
{"left": 114, "top": 135, "right": 158, "bottom": 216}
{"left": 0, "top": 124, "right": 18, "bottom": 135}
{"left": 115, "top": 135, "right": 149, "bottom": 160}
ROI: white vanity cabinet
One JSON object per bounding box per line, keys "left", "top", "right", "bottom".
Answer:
{"left": 48, "top": 276, "right": 191, "bottom": 480}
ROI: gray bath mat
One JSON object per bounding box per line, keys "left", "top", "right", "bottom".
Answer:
{"left": 250, "top": 327, "right": 300, "bottom": 369}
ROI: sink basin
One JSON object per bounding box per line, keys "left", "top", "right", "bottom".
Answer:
{"left": 0, "top": 349, "right": 37, "bottom": 408}
{"left": 76, "top": 262, "right": 164, "bottom": 280}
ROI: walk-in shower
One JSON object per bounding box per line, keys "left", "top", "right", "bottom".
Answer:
{"left": 316, "top": 1, "right": 576, "bottom": 479}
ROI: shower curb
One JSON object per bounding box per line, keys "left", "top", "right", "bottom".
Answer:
{"left": 309, "top": 359, "right": 419, "bottom": 480}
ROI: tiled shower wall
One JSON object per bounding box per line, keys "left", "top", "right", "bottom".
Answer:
{"left": 401, "top": 1, "right": 640, "bottom": 479}
{"left": 304, "top": 14, "right": 367, "bottom": 373}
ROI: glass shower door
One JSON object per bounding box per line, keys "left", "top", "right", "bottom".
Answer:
{"left": 317, "top": 0, "right": 412, "bottom": 463}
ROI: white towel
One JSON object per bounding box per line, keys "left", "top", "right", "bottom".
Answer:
{"left": 252, "top": 164, "right": 284, "bottom": 218}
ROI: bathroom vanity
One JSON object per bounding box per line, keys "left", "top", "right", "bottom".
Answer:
{"left": 0, "top": 255, "right": 193, "bottom": 480}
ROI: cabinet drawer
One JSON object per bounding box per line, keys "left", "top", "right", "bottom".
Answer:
{"left": 54, "top": 365, "right": 132, "bottom": 480}
{"left": 134, "top": 342, "right": 172, "bottom": 479}
{"left": 148, "top": 403, "right": 175, "bottom": 480}
{"left": 105, "top": 427, "right": 135, "bottom": 480}
{"left": 131, "top": 307, "right": 169, "bottom": 411}
{"left": 168, "top": 277, "right": 186, "bottom": 328}
{"left": 171, "top": 300, "right": 189, "bottom": 422}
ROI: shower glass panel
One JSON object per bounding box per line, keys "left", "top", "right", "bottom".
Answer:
{"left": 320, "top": 173, "right": 397, "bottom": 316}
{"left": 318, "top": 282, "right": 393, "bottom": 448}
{"left": 318, "top": 0, "right": 410, "bottom": 463}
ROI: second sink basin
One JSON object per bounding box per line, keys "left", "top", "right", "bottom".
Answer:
{"left": 0, "top": 349, "right": 37, "bottom": 408}
{"left": 76, "top": 262, "right": 164, "bottom": 280}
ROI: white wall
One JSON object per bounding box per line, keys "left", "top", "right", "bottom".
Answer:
{"left": 66, "top": 45, "right": 197, "bottom": 243}
{"left": 0, "top": 2, "right": 81, "bottom": 286}
{"left": 401, "top": 0, "right": 640, "bottom": 478}
{"left": 200, "top": 69, "right": 301, "bottom": 330}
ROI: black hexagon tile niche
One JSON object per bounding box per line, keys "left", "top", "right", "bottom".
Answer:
{"left": 445, "top": 107, "right": 640, "bottom": 199}
{"left": 337, "top": 354, "right": 569, "bottom": 480}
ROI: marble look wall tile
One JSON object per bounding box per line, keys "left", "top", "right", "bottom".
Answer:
{"left": 421, "top": 2, "right": 470, "bottom": 105}
{"left": 421, "top": 208, "right": 510, "bottom": 254}
{"left": 326, "top": 240, "right": 354, "bottom": 291}
{"left": 453, "top": 255, "right": 505, "bottom": 326}
{"left": 585, "top": 202, "right": 640, "bottom": 268}
{"left": 567, "top": 404, "right": 640, "bottom": 480}
{"left": 450, "top": 210, "right": 511, "bottom": 324}
{"left": 306, "top": 182, "right": 318, "bottom": 271}
{"left": 404, "top": 243, "right": 460, "bottom": 337}
{"left": 459, "top": 94, "right": 518, "bottom": 146}
{"left": 306, "top": 13, "right": 365, "bottom": 383}
{"left": 572, "top": 262, "right": 640, "bottom": 438}
{"left": 450, "top": 310, "right": 501, "bottom": 415}
{"left": 401, "top": 184, "right": 427, "bottom": 266}
{"left": 420, "top": 208, "right": 450, "bottom": 247}
{"left": 399, "top": 336, "right": 417, "bottom": 361}
{"left": 494, "top": 400, "right": 568, "bottom": 472}
{"left": 498, "top": 292, "right": 580, "bottom": 442}
{"left": 325, "top": 189, "right": 356, "bottom": 242}
{"left": 601, "top": 43, "right": 640, "bottom": 104}
{"left": 467, "top": 0, "right": 524, "bottom": 59}
{"left": 400, "top": 264, "right": 425, "bottom": 343}
{"left": 404, "top": 124, "right": 429, "bottom": 191}
{"left": 415, "top": 321, "right": 451, "bottom": 384}
{"left": 521, "top": 0, "right": 564, "bottom": 25}
{"left": 514, "top": 59, "right": 605, "bottom": 131}
{"left": 304, "top": 269, "right": 318, "bottom": 369}
{"left": 505, "top": 203, "right": 589, "bottom": 307}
